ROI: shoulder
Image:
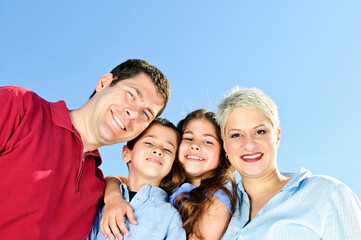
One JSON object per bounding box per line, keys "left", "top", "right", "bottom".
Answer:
{"left": 0, "top": 85, "right": 48, "bottom": 111}
{"left": 302, "top": 173, "right": 349, "bottom": 192}
{"left": 169, "top": 183, "right": 196, "bottom": 205}
{"left": 213, "top": 189, "right": 232, "bottom": 213}
{"left": 293, "top": 172, "right": 359, "bottom": 205}
{"left": 0, "top": 85, "right": 40, "bottom": 101}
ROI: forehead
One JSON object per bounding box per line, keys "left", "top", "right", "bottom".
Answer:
{"left": 141, "top": 124, "right": 178, "bottom": 145}
{"left": 184, "top": 118, "right": 219, "bottom": 137}
{"left": 226, "top": 107, "right": 271, "bottom": 128}
{"left": 116, "top": 73, "right": 164, "bottom": 111}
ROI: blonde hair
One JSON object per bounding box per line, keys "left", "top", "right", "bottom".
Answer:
{"left": 216, "top": 87, "right": 280, "bottom": 139}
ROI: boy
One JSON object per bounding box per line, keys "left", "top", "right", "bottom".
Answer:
{"left": 88, "top": 118, "right": 186, "bottom": 240}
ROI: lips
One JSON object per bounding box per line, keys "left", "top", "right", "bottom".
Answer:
{"left": 185, "top": 154, "right": 204, "bottom": 161}
{"left": 113, "top": 113, "right": 125, "bottom": 130}
{"left": 241, "top": 153, "right": 263, "bottom": 162}
{"left": 146, "top": 157, "right": 162, "bottom": 165}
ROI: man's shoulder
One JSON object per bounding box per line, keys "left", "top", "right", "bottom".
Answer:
{"left": 0, "top": 85, "right": 48, "bottom": 106}
{"left": 1, "top": 85, "right": 34, "bottom": 97}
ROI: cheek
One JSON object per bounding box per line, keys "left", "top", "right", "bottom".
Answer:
{"left": 132, "top": 122, "right": 149, "bottom": 135}
{"left": 177, "top": 142, "right": 187, "bottom": 160}
{"left": 224, "top": 141, "right": 237, "bottom": 157}
{"left": 207, "top": 146, "right": 222, "bottom": 168}
{"left": 164, "top": 158, "right": 174, "bottom": 171}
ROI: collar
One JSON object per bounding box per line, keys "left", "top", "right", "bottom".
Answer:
{"left": 50, "top": 100, "right": 75, "bottom": 132}
{"left": 121, "top": 183, "right": 168, "bottom": 203}
{"left": 49, "top": 100, "right": 100, "bottom": 158}
{"left": 237, "top": 168, "right": 312, "bottom": 193}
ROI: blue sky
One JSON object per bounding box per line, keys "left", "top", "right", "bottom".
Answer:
{"left": 1, "top": 1, "right": 361, "bottom": 197}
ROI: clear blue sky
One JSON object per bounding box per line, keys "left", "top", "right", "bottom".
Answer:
{"left": 1, "top": 1, "right": 361, "bottom": 197}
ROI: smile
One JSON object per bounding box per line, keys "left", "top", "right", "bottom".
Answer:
{"left": 241, "top": 153, "right": 263, "bottom": 162}
{"left": 186, "top": 155, "right": 204, "bottom": 161}
{"left": 146, "top": 157, "right": 162, "bottom": 165}
{"left": 113, "top": 113, "right": 125, "bottom": 130}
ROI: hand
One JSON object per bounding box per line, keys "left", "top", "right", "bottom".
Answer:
{"left": 100, "top": 196, "right": 137, "bottom": 240}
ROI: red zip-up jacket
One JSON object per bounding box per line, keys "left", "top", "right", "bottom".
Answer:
{"left": 0, "top": 86, "right": 105, "bottom": 239}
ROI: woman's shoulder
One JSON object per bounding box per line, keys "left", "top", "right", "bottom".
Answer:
{"left": 289, "top": 169, "right": 356, "bottom": 200}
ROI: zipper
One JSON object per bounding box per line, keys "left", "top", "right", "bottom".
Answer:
{"left": 75, "top": 151, "right": 98, "bottom": 191}
{"left": 75, "top": 154, "right": 85, "bottom": 191}
{"left": 74, "top": 132, "right": 98, "bottom": 191}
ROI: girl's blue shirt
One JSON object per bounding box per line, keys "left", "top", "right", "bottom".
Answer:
{"left": 169, "top": 182, "right": 232, "bottom": 213}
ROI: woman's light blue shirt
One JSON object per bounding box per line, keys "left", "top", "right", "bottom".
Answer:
{"left": 88, "top": 184, "right": 186, "bottom": 240}
{"left": 222, "top": 168, "right": 361, "bottom": 240}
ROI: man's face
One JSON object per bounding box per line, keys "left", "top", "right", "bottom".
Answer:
{"left": 88, "top": 73, "right": 164, "bottom": 148}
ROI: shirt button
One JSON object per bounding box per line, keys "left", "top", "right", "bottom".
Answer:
{"left": 151, "top": 197, "right": 155, "bottom": 200}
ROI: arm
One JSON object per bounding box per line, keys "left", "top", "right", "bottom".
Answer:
{"left": 323, "top": 184, "right": 361, "bottom": 239}
{"left": 165, "top": 211, "right": 187, "bottom": 240}
{"left": 190, "top": 196, "right": 231, "bottom": 240}
{"left": 100, "top": 176, "right": 136, "bottom": 240}
{"left": 0, "top": 87, "right": 22, "bottom": 152}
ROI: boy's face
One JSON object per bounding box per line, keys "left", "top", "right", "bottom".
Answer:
{"left": 123, "top": 124, "right": 178, "bottom": 185}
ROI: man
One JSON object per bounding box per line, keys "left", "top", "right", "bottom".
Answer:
{"left": 0, "top": 59, "right": 170, "bottom": 240}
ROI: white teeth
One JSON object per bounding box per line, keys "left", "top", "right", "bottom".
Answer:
{"left": 243, "top": 153, "right": 262, "bottom": 159}
{"left": 187, "top": 155, "right": 204, "bottom": 161}
{"left": 113, "top": 114, "right": 125, "bottom": 129}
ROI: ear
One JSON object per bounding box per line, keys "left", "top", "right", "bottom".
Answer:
{"left": 276, "top": 127, "right": 281, "bottom": 149}
{"left": 95, "top": 73, "right": 114, "bottom": 93}
{"left": 122, "top": 145, "right": 132, "bottom": 164}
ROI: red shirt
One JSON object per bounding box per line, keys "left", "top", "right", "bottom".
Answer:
{"left": 0, "top": 86, "right": 105, "bottom": 240}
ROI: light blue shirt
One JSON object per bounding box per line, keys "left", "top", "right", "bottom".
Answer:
{"left": 88, "top": 184, "right": 186, "bottom": 240}
{"left": 169, "top": 182, "right": 232, "bottom": 213}
{"left": 222, "top": 168, "right": 361, "bottom": 240}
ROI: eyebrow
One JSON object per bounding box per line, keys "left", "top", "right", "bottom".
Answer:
{"left": 183, "top": 131, "right": 218, "bottom": 140}
{"left": 131, "top": 87, "right": 156, "bottom": 118}
{"left": 144, "top": 135, "right": 176, "bottom": 149}
{"left": 227, "top": 124, "right": 266, "bottom": 133}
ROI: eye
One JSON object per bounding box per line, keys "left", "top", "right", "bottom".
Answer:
{"left": 145, "top": 142, "right": 153, "bottom": 146}
{"left": 183, "top": 137, "right": 192, "bottom": 141}
{"left": 230, "top": 133, "right": 241, "bottom": 138}
{"left": 204, "top": 140, "right": 213, "bottom": 145}
{"left": 143, "top": 111, "right": 150, "bottom": 120}
{"left": 128, "top": 91, "right": 136, "bottom": 100}
{"left": 256, "top": 130, "right": 266, "bottom": 135}
{"left": 164, "top": 148, "right": 173, "bottom": 154}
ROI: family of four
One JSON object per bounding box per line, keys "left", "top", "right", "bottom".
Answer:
{"left": 1, "top": 59, "right": 360, "bottom": 240}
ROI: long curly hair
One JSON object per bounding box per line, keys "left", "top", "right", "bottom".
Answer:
{"left": 165, "top": 109, "right": 237, "bottom": 239}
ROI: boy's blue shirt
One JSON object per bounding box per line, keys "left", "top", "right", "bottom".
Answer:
{"left": 88, "top": 184, "right": 186, "bottom": 240}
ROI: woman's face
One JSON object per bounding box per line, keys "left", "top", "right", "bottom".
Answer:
{"left": 223, "top": 107, "right": 280, "bottom": 179}
{"left": 178, "top": 118, "right": 222, "bottom": 185}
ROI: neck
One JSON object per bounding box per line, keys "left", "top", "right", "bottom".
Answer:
{"left": 69, "top": 108, "right": 99, "bottom": 152}
{"left": 187, "top": 176, "right": 202, "bottom": 187}
{"left": 127, "top": 174, "right": 161, "bottom": 192}
{"left": 242, "top": 169, "right": 290, "bottom": 200}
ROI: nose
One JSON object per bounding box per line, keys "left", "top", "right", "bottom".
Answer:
{"left": 125, "top": 108, "right": 138, "bottom": 121}
{"left": 190, "top": 143, "right": 200, "bottom": 151}
{"left": 152, "top": 149, "right": 163, "bottom": 157}
{"left": 242, "top": 136, "right": 257, "bottom": 150}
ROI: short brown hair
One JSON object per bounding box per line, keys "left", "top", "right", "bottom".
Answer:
{"left": 90, "top": 59, "right": 170, "bottom": 117}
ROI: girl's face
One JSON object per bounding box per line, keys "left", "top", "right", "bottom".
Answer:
{"left": 178, "top": 118, "right": 222, "bottom": 185}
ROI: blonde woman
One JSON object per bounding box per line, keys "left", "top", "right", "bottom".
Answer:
{"left": 217, "top": 87, "right": 361, "bottom": 239}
